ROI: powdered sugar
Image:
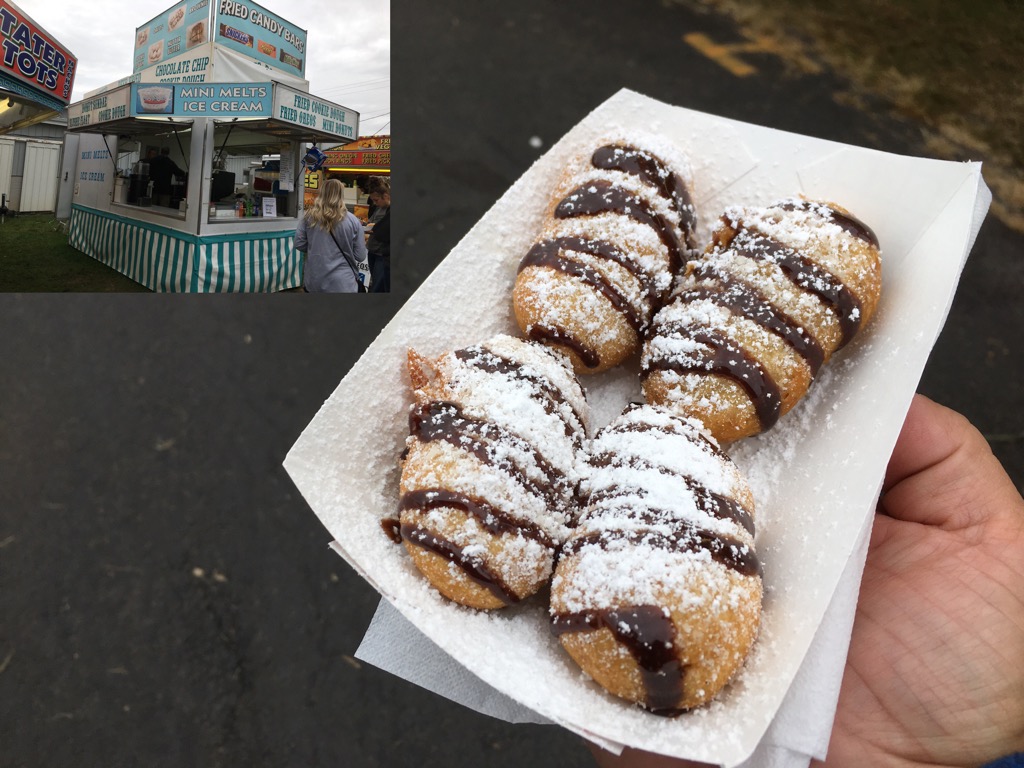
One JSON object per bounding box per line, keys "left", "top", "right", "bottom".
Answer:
{"left": 413, "top": 334, "right": 592, "bottom": 536}
{"left": 559, "top": 404, "right": 758, "bottom": 613}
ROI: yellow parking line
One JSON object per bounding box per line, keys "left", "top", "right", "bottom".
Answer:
{"left": 684, "top": 32, "right": 786, "bottom": 77}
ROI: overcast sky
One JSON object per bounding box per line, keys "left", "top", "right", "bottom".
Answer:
{"left": 27, "top": 0, "right": 391, "bottom": 136}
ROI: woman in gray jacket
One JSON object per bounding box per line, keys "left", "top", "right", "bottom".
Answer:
{"left": 294, "top": 178, "right": 369, "bottom": 292}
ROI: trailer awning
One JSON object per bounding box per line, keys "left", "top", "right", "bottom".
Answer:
{"left": 65, "top": 81, "right": 359, "bottom": 145}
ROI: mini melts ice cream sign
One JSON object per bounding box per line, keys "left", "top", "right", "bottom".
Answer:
{"left": 215, "top": 0, "right": 306, "bottom": 77}
{"left": 0, "top": 0, "right": 77, "bottom": 104}
{"left": 131, "top": 81, "right": 271, "bottom": 117}
{"left": 134, "top": 1, "right": 210, "bottom": 73}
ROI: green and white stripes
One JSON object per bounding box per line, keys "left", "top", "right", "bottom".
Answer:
{"left": 69, "top": 205, "right": 303, "bottom": 292}
{"left": 198, "top": 231, "right": 303, "bottom": 292}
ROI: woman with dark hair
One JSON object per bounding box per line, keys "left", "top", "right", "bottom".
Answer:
{"left": 294, "top": 178, "right": 369, "bottom": 293}
{"left": 366, "top": 176, "right": 390, "bottom": 292}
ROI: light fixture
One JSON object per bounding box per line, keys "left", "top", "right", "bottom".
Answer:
{"left": 6, "top": 97, "right": 13, "bottom": 108}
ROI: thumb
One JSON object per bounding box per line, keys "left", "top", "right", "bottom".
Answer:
{"left": 880, "top": 394, "right": 1023, "bottom": 532}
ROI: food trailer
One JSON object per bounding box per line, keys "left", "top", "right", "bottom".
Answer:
{"left": 303, "top": 134, "right": 390, "bottom": 218}
{"left": 62, "top": 0, "right": 358, "bottom": 292}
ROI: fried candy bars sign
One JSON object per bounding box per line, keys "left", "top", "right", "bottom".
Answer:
{"left": 215, "top": 0, "right": 306, "bottom": 77}
{"left": 0, "top": 0, "right": 77, "bottom": 104}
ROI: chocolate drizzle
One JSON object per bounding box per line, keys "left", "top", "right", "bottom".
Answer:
{"left": 520, "top": 242, "right": 642, "bottom": 333}
{"left": 599, "top": 407, "right": 730, "bottom": 462}
{"left": 400, "top": 522, "right": 520, "bottom": 606}
{"left": 779, "top": 199, "right": 879, "bottom": 249}
{"left": 677, "top": 273, "right": 826, "bottom": 375}
{"left": 555, "top": 179, "right": 687, "bottom": 274}
{"left": 526, "top": 323, "right": 601, "bottom": 370}
{"left": 399, "top": 488, "right": 556, "bottom": 549}
{"left": 642, "top": 324, "right": 782, "bottom": 431}
{"left": 728, "top": 229, "right": 864, "bottom": 347}
{"left": 520, "top": 237, "right": 655, "bottom": 332}
{"left": 453, "top": 345, "right": 587, "bottom": 442}
{"left": 551, "top": 605, "right": 685, "bottom": 715}
{"left": 550, "top": 408, "right": 760, "bottom": 713}
{"left": 408, "top": 400, "right": 572, "bottom": 513}
{"left": 381, "top": 517, "right": 402, "bottom": 543}
{"left": 591, "top": 144, "right": 697, "bottom": 248}
{"left": 588, "top": 451, "right": 756, "bottom": 536}
{"left": 517, "top": 143, "right": 697, "bottom": 369}
{"left": 398, "top": 389, "right": 582, "bottom": 601}
{"left": 561, "top": 525, "right": 760, "bottom": 578}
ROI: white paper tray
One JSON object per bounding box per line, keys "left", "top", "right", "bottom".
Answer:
{"left": 284, "top": 89, "right": 990, "bottom": 766}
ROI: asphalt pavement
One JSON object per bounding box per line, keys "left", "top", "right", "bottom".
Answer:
{"left": 3, "top": 2, "right": 1022, "bottom": 767}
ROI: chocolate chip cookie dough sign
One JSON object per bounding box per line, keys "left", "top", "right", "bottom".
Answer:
{"left": 133, "top": 0, "right": 210, "bottom": 73}
{"left": 214, "top": 0, "right": 306, "bottom": 78}
{"left": 145, "top": 51, "right": 212, "bottom": 84}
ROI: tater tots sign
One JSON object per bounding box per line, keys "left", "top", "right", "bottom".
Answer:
{"left": 0, "top": 0, "right": 77, "bottom": 103}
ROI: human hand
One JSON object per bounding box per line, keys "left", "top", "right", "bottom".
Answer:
{"left": 815, "top": 394, "right": 1024, "bottom": 766}
{"left": 590, "top": 395, "right": 1024, "bottom": 768}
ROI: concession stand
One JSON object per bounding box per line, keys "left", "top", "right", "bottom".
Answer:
{"left": 1, "top": 1, "right": 76, "bottom": 213}
{"left": 63, "top": 0, "right": 358, "bottom": 292}
{"left": 0, "top": 0, "right": 76, "bottom": 132}
{"left": 303, "top": 134, "right": 390, "bottom": 219}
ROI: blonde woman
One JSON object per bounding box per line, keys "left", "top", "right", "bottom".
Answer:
{"left": 294, "top": 178, "right": 369, "bottom": 292}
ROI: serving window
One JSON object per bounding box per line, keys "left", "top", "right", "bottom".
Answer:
{"left": 110, "top": 125, "right": 193, "bottom": 219}
{"left": 206, "top": 121, "right": 298, "bottom": 222}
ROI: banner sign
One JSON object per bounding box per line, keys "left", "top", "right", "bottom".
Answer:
{"left": 66, "top": 84, "right": 131, "bottom": 129}
{"left": 134, "top": 1, "right": 305, "bottom": 80}
{"left": 273, "top": 84, "right": 357, "bottom": 140}
{"left": 130, "top": 81, "right": 271, "bottom": 117}
{"left": 67, "top": 81, "right": 355, "bottom": 141}
{"left": 0, "top": 0, "right": 77, "bottom": 104}
{"left": 324, "top": 148, "right": 391, "bottom": 170}
{"left": 140, "top": 47, "right": 212, "bottom": 85}
{"left": 214, "top": 0, "right": 306, "bottom": 77}
{"left": 324, "top": 135, "right": 390, "bottom": 169}
{"left": 134, "top": 1, "right": 210, "bottom": 73}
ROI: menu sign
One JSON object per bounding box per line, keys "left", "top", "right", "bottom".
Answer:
{"left": 133, "top": 0, "right": 210, "bottom": 73}
{"left": 130, "top": 81, "right": 271, "bottom": 117}
{"left": 140, "top": 48, "right": 212, "bottom": 84}
{"left": 214, "top": 0, "right": 306, "bottom": 77}
{"left": 273, "top": 84, "right": 357, "bottom": 140}
{"left": 325, "top": 136, "right": 390, "bottom": 169}
{"left": 66, "top": 84, "right": 131, "bottom": 129}
{"left": 134, "top": 0, "right": 306, "bottom": 81}
{"left": 0, "top": 0, "right": 77, "bottom": 104}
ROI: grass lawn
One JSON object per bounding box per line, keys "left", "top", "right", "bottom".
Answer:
{"left": 0, "top": 214, "right": 151, "bottom": 292}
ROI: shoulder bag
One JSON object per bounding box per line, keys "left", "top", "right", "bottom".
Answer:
{"left": 330, "top": 227, "right": 371, "bottom": 293}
